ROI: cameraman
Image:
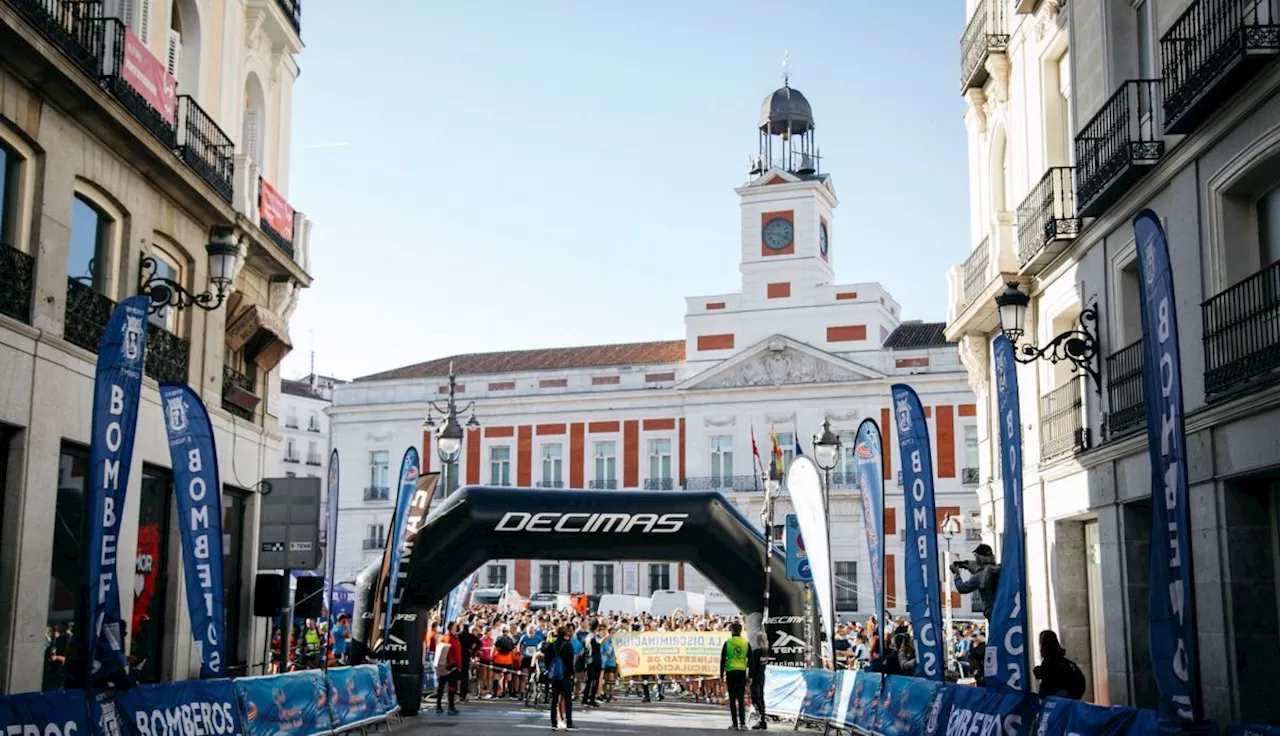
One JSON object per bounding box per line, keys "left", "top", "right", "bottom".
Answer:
{"left": 950, "top": 544, "right": 1001, "bottom": 620}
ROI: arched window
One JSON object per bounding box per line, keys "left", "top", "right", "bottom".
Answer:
{"left": 0, "top": 141, "right": 19, "bottom": 247}
{"left": 68, "top": 195, "right": 112, "bottom": 294}
{"left": 242, "top": 73, "right": 267, "bottom": 166}
{"left": 165, "top": 0, "right": 201, "bottom": 97}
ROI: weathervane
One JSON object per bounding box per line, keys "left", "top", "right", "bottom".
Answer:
{"left": 782, "top": 50, "right": 790, "bottom": 86}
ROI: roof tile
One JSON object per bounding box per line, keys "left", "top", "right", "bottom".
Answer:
{"left": 356, "top": 340, "right": 686, "bottom": 382}
{"left": 883, "top": 322, "right": 949, "bottom": 350}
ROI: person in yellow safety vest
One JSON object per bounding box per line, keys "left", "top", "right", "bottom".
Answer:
{"left": 303, "top": 619, "right": 321, "bottom": 669}
{"left": 719, "top": 622, "right": 752, "bottom": 731}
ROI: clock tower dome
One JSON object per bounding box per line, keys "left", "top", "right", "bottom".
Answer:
{"left": 736, "top": 82, "right": 837, "bottom": 309}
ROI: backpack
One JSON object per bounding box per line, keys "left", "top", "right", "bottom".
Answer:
{"left": 495, "top": 636, "right": 515, "bottom": 655}
{"left": 547, "top": 644, "right": 566, "bottom": 682}
{"left": 1063, "top": 658, "right": 1086, "bottom": 699}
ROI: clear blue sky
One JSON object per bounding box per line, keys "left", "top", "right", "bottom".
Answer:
{"left": 281, "top": 0, "right": 968, "bottom": 381}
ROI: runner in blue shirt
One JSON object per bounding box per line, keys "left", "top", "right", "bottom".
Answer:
{"left": 600, "top": 628, "right": 618, "bottom": 703}
{"left": 517, "top": 623, "right": 546, "bottom": 697}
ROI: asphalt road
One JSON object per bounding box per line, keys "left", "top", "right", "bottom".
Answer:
{"left": 394, "top": 693, "right": 780, "bottom": 734}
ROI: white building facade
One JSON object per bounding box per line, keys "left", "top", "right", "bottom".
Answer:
{"left": 0, "top": 0, "right": 312, "bottom": 689}
{"left": 277, "top": 375, "right": 339, "bottom": 481}
{"left": 329, "top": 86, "right": 984, "bottom": 623}
{"left": 947, "top": 0, "right": 1280, "bottom": 722}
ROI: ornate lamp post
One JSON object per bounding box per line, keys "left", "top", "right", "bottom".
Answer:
{"left": 941, "top": 513, "right": 964, "bottom": 675}
{"left": 422, "top": 361, "right": 479, "bottom": 495}
{"left": 812, "top": 418, "right": 841, "bottom": 669}
{"left": 138, "top": 224, "right": 240, "bottom": 314}
{"left": 760, "top": 458, "right": 783, "bottom": 646}
{"left": 994, "top": 281, "right": 1102, "bottom": 395}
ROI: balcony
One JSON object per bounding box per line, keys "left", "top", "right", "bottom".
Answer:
{"left": 6, "top": 0, "right": 105, "bottom": 78}
{"left": 305, "top": 453, "right": 322, "bottom": 466}
{"left": 644, "top": 478, "right": 675, "bottom": 491}
{"left": 364, "top": 486, "right": 389, "bottom": 502}
{"left": 283, "top": 452, "right": 300, "bottom": 464}
{"left": 362, "top": 538, "right": 384, "bottom": 551}
{"left": 828, "top": 472, "right": 860, "bottom": 490}
{"left": 176, "top": 96, "right": 234, "bottom": 203}
{"left": 285, "top": 418, "right": 299, "bottom": 429}
{"left": 221, "top": 364, "right": 258, "bottom": 421}
{"left": 99, "top": 18, "right": 177, "bottom": 150}
{"left": 960, "top": 0, "right": 1009, "bottom": 92}
{"left": 961, "top": 467, "right": 980, "bottom": 485}
{"left": 962, "top": 237, "right": 991, "bottom": 308}
{"left": 1075, "top": 80, "right": 1165, "bottom": 218}
{"left": 1105, "top": 339, "right": 1146, "bottom": 437}
{"left": 536, "top": 481, "right": 565, "bottom": 489}
{"left": 587, "top": 479, "right": 618, "bottom": 490}
{"left": 1203, "top": 260, "right": 1280, "bottom": 396}
{"left": 308, "top": 419, "right": 321, "bottom": 432}
{"left": 63, "top": 278, "right": 113, "bottom": 353}
{"left": 144, "top": 322, "right": 189, "bottom": 384}
{"left": 1040, "top": 379, "right": 1090, "bottom": 460}
{"left": 258, "top": 177, "right": 295, "bottom": 258}
{"left": 275, "top": 0, "right": 301, "bottom": 34}
{"left": 1162, "top": 0, "right": 1280, "bottom": 135}
{"left": 682, "top": 475, "right": 760, "bottom": 493}
{"left": 1017, "top": 167, "right": 1081, "bottom": 274}
{"left": 0, "top": 242, "right": 35, "bottom": 324}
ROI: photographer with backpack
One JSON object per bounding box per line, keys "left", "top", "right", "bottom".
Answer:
{"left": 1034, "top": 630, "right": 1086, "bottom": 699}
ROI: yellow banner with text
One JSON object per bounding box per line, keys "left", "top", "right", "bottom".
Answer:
{"left": 611, "top": 631, "right": 730, "bottom": 677}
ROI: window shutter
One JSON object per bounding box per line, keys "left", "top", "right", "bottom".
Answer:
{"left": 165, "top": 29, "right": 182, "bottom": 80}
{"left": 135, "top": 0, "right": 150, "bottom": 44}
{"left": 242, "top": 108, "right": 262, "bottom": 162}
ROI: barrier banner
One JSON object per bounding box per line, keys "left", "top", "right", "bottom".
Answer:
{"left": 830, "top": 670, "right": 858, "bottom": 728}
{"left": 376, "top": 663, "right": 398, "bottom": 713}
{"left": 368, "top": 448, "right": 419, "bottom": 649}
{"left": 326, "top": 666, "right": 384, "bottom": 730}
{"left": 610, "top": 631, "right": 729, "bottom": 677}
{"left": 420, "top": 667, "right": 436, "bottom": 695}
{"left": 853, "top": 418, "right": 886, "bottom": 665}
{"left": 1034, "top": 697, "right": 1157, "bottom": 736}
{"left": 924, "top": 682, "right": 1040, "bottom": 736}
{"left": 796, "top": 668, "right": 836, "bottom": 724}
{"left": 1226, "top": 725, "right": 1280, "bottom": 736}
{"left": 762, "top": 666, "right": 805, "bottom": 719}
{"left": 877, "top": 675, "right": 945, "bottom": 736}
{"left": 159, "top": 382, "right": 226, "bottom": 678}
{"left": 94, "top": 679, "right": 241, "bottom": 736}
{"left": 234, "top": 671, "right": 332, "bottom": 736}
{"left": 990, "top": 336, "right": 1030, "bottom": 692}
{"left": 78, "top": 295, "right": 150, "bottom": 687}
{"left": 891, "top": 384, "right": 946, "bottom": 680}
{"left": 0, "top": 689, "right": 89, "bottom": 736}
{"left": 850, "top": 671, "right": 884, "bottom": 727}
{"left": 1133, "top": 210, "right": 1203, "bottom": 728}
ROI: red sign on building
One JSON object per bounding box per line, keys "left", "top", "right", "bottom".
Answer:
{"left": 121, "top": 28, "right": 176, "bottom": 124}
{"left": 259, "top": 178, "right": 295, "bottom": 241}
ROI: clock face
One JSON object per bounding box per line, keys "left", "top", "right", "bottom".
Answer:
{"left": 763, "top": 217, "right": 794, "bottom": 251}
{"left": 820, "top": 223, "right": 829, "bottom": 256}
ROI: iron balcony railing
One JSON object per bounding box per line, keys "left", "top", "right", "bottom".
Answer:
{"left": 587, "top": 479, "right": 618, "bottom": 490}
{"left": 285, "top": 418, "right": 299, "bottom": 428}
{"left": 221, "top": 365, "right": 256, "bottom": 421}
{"left": 64, "top": 278, "right": 114, "bottom": 353}
{"left": 7, "top": 0, "right": 105, "bottom": 78}
{"left": 1017, "top": 167, "right": 1081, "bottom": 268}
{"left": 960, "top": 0, "right": 1009, "bottom": 91}
{"left": 1106, "top": 339, "right": 1146, "bottom": 436}
{"left": 536, "top": 480, "right": 565, "bottom": 489}
{"left": 961, "top": 467, "right": 980, "bottom": 485}
{"left": 308, "top": 419, "right": 321, "bottom": 432}
{"left": 305, "top": 453, "right": 322, "bottom": 466}
{"left": 275, "top": 0, "right": 301, "bottom": 34}
{"left": 99, "top": 18, "right": 177, "bottom": 149}
{"left": 827, "top": 472, "right": 859, "bottom": 490}
{"left": 177, "top": 96, "right": 234, "bottom": 203}
{"left": 363, "top": 486, "right": 389, "bottom": 502}
{"left": 258, "top": 178, "right": 294, "bottom": 257}
{"left": 0, "top": 242, "right": 36, "bottom": 324}
{"left": 682, "top": 475, "right": 760, "bottom": 492}
{"left": 144, "top": 322, "right": 189, "bottom": 384}
{"left": 644, "top": 478, "right": 675, "bottom": 491}
{"left": 962, "top": 237, "right": 991, "bottom": 307}
{"left": 283, "top": 452, "right": 300, "bottom": 463}
{"left": 1203, "top": 260, "right": 1280, "bottom": 396}
{"left": 1040, "top": 379, "right": 1090, "bottom": 460}
{"left": 1075, "top": 80, "right": 1165, "bottom": 218}
{"left": 362, "top": 538, "right": 384, "bottom": 551}
{"left": 1161, "top": 0, "right": 1280, "bottom": 134}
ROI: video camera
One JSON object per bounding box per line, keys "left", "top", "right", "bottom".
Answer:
{"left": 950, "top": 558, "right": 976, "bottom": 572}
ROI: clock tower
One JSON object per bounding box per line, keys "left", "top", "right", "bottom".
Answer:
{"left": 736, "top": 83, "right": 837, "bottom": 309}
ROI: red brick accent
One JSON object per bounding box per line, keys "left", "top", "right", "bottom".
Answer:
{"left": 705, "top": 302, "right": 726, "bottom": 310}
{"left": 678, "top": 418, "right": 686, "bottom": 486}
{"left": 537, "top": 423, "right": 567, "bottom": 435}
{"left": 896, "top": 357, "right": 930, "bottom": 368}
{"left": 588, "top": 421, "right": 620, "bottom": 433}
{"left": 760, "top": 210, "right": 795, "bottom": 256}
{"left": 570, "top": 423, "right": 585, "bottom": 489}
{"left": 515, "top": 560, "right": 531, "bottom": 597}
{"left": 835, "top": 291, "right": 858, "bottom": 301}
{"left": 438, "top": 384, "right": 464, "bottom": 394}
{"left": 881, "top": 408, "right": 892, "bottom": 480}
{"left": 624, "top": 421, "right": 640, "bottom": 488}
{"left": 485, "top": 426, "right": 515, "bottom": 438}
{"left": 678, "top": 563, "right": 686, "bottom": 589}
{"left": 517, "top": 427, "right": 532, "bottom": 486}
{"left": 827, "top": 325, "right": 867, "bottom": 342}
{"left": 539, "top": 378, "right": 568, "bottom": 389}
{"left": 763, "top": 174, "right": 789, "bottom": 185}
{"left": 422, "top": 430, "right": 432, "bottom": 473}
{"left": 936, "top": 506, "right": 962, "bottom": 528}
{"left": 924, "top": 407, "right": 932, "bottom": 418}
{"left": 646, "top": 372, "right": 676, "bottom": 383}
{"left": 937, "top": 405, "right": 956, "bottom": 478}
{"left": 592, "top": 376, "right": 620, "bottom": 386}
{"left": 958, "top": 404, "right": 977, "bottom": 417}
{"left": 951, "top": 591, "right": 962, "bottom": 609}
{"left": 884, "top": 507, "right": 897, "bottom": 537}
{"left": 767, "top": 282, "right": 791, "bottom": 299}
{"left": 488, "top": 381, "right": 516, "bottom": 391}
{"left": 643, "top": 418, "right": 676, "bottom": 431}
{"left": 886, "top": 555, "right": 897, "bottom": 608}
{"left": 697, "top": 334, "right": 735, "bottom": 351}
{"left": 466, "top": 428, "right": 481, "bottom": 485}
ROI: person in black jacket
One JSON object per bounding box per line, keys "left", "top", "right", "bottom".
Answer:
{"left": 455, "top": 622, "right": 480, "bottom": 702}
{"left": 543, "top": 626, "right": 578, "bottom": 731}
{"left": 581, "top": 622, "right": 603, "bottom": 707}
{"left": 1033, "top": 630, "right": 1084, "bottom": 699}
{"left": 748, "top": 631, "right": 770, "bottom": 730}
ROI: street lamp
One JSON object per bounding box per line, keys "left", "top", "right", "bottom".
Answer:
{"left": 941, "top": 514, "right": 964, "bottom": 676}
{"left": 812, "top": 419, "right": 840, "bottom": 671}
{"left": 760, "top": 458, "right": 783, "bottom": 649}
{"left": 422, "top": 361, "right": 479, "bottom": 495}
{"left": 138, "top": 224, "right": 240, "bottom": 314}
{"left": 994, "top": 281, "right": 1102, "bottom": 394}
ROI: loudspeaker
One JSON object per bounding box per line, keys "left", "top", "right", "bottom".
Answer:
{"left": 294, "top": 576, "right": 325, "bottom": 619}
{"left": 254, "top": 573, "right": 287, "bottom": 617}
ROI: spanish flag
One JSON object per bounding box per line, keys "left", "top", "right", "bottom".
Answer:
{"left": 770, "top": 431, "right": 785, "bottom": 475}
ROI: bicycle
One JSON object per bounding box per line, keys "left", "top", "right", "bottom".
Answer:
{"left": 524, "top": 658, "right": 548, "bottom": 708}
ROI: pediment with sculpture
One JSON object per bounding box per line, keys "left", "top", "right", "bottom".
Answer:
{"left": 681, "top": 336, "right": 882, "bottom": 391}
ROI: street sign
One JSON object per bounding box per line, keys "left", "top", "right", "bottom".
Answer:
{"left": 258, "top": 476, "right": 321, "bottom": 570}
{"left": 785, "top": 514, "right": 812, "bottom": 582}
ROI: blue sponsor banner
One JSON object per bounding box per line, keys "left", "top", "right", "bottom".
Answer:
{"left": 444, "top": 571, "right": 479, "bottom": 624}
{"left": 377, "top": 663, "right": 398, "bottom": 713}
{"left": 784, "top": 514, "right": 812, "bottom": 582}
{"left": 923, "top": 683, "right": 1040, "bottom": 736}
{"left": 324, "top": 451, "right": 340, "bottom": 653}
{"left": 851, "top": 670, "right": 883, "bottom": 726}
{"left": 891, "top": 384, "right": 946, "bottom": 681}
{"left": 326, "top": 666, "right": 384, "bottom": 730}
{"left": 830, "top": 670, "right": 857, "bottom": 728}
{"left": 1132, "top": 210, "right": 1203, "bottom": 726}
{"left": 80, "top": 295, "right": 150, "bottom": 686}
{"left": 762, "top": 666, "right": 805, "bottom": 719}
{"left": 990, "top": 336, "right": 1030, "bottom": 692}
{"left": 234, "top": 671, "right": 332, "bottom": 736}
{"left": 877, "top": 675, "right": 945, "bottom": 736}
{"left": 95, "top": 679, "right": 242, "bottom": 736}
{"left": 378, "top": 447, "right": 420, "bottom": 641}
{"left": 159, "top": 382, "right": 225, "bottom": 678}
{"left": 798, "top": 669, "right": 835, "bottom": 724}
{"left": 1035, "top": 697, "right": 1157, "bottom": 736}
{"left": 0, "top": 689, "right": 89, "bottom": 736}
{"left": 853, "top": 419, "right": 886, "bottom": 660}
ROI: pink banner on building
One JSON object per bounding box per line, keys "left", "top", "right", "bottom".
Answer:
{"left": 121, "top": 28, "right": 176, "bottom": 124}
{"left": 259, "top": 179, "right": 295, "bottom": 241}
